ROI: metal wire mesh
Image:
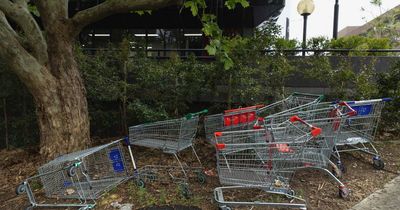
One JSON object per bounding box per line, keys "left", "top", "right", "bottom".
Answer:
{"left": 37, "top": 139, "right": 132, "bottom": 200}
{"left": 214, "top": 120, "right": 316, "bottom": 191}
{"left": 204, "top": 92, "right": 323, "bottom": 143}
{"left": 128, "top": 116, "right": 199, "bottom": 154}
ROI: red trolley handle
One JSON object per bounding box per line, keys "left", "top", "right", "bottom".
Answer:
{"left": 338, "top": 101, "right": 357, "bottom": 117}
{"left": 214, "top": 132, "right": 225, "bottom": 150}
{"left": 224, "top": 104, "right": 265, "bottom": 114}
{"left": 289, "top": 115, "right": 322, "bottom": 137}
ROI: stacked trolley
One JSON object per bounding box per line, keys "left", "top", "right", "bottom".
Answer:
{"left": 16, "top": 139, "right": 133, "bottom": 210}
{"left": 263, "top": 98, "right": 392, "bottom": 172}
{"left": 128, "top": 110, "right": 208, "bottom": 197}
{"left": 204, "top": 92, "right": 324, "bottom": 143}
{"left": 261, "top": 102, "right": 357, "bottom": 196}
{"left": 213, "top": 116, "right": 321, "bottom": 210}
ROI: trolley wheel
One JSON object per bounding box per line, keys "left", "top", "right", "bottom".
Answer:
{"left": 286, "top": 189, "right": 295, "bottom": 198}
{"left": 147, "top": 172, "right": 157, "bottom": 182}
{"left": 16, "top": 183, "right": 26, "bottom": 195}
{"left": 372, "top": 157, "right": 385, "bottom": 170}
{"left": 179, "top": 184, "right": 191, "bottom": 199}
{"left": 196, "top": 172, "right": 206, "bottom": 184}
{"left": 25, "top": 205, "right": 33, "bottom": 210}
{"left": 339, "top": 187, "right": 350, "bottom": 199}
{"left": 67, "top": 166, "right": 77, "bottom": 177}
{"left": 135, "top": 178, "right": 145, "bottom": 188}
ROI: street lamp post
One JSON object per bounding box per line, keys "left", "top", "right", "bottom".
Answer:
{"left": 297, "top": 0, "right": 315, "bottom": 56}
{"left": 333, "top": 0, "right": 339, "bottom": 39}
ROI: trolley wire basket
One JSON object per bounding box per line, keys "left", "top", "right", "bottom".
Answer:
{"left": 128, "top": 110, "right": 208, "bottom": 197}
{"left": 16, "top": 139, "right": 133, "bottom": 210}
{"left": 213, "top": 116, "right": 321, "bottom": 210}
{"left": 334, "top": 98, "right": 392, "bottom": 170}
{"left": 260, "top": 102, "right": 356, "bottom": 197}
{"left": 204, "top": 92, "right": 324, "bottom": 143}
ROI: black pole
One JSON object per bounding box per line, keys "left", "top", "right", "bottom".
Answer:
{"left": 333, "top": 0, "right": 339, "bottom": 39}
{"left": 302, "top": 14, "right": 308, "bottom": 56}
{"left": 285, "top": 17, "right": 290, "bottom": 40}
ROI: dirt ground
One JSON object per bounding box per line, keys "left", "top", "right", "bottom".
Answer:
{"left": 1, "top": 136, "right": 399, "bottom": 210}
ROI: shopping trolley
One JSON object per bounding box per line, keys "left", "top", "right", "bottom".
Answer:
{"left": 334, "top": 98, "right": 392, "bottom": 170}
{"left": 16, "top": 139, "right": 133, "bottom": 210}
{"left": 213, "top": 116, "right": 321, "bottom": 210}
{"left": 264, "top": 102, "right": 356, "bottom": 195}
{"left": 128, "top": 110, "right": 208, "bottom": 197}
{"left": 204, "top": 92, "right": 324, "bottom": 143}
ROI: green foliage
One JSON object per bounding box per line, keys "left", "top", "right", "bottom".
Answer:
{"left": 183, "top": 0, "right": 207, "bottom": 16}
{"left": 224, "top": 0, "right": 250, "bottom": 9}
{"left": 307, "top": 36, "right": 330, "bottom": 50}
{"left": 377, "top": 61, "right": 400, "bottom": 133}
{"left": 133, "top": 10, "right": 152, "bottom": 15}
{"left": 370, "top": 0, "right": 382, "bottom": 6}
{"left": 330, "top": 36, "right": 391, "bottom": 55}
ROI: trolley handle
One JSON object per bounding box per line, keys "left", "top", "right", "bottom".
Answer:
{"left": 292, "top": 92, "right": 325, "bottom": 101}
{"left": 338, "top": 101, "right": 357, "bottom": 116}
{"left": 289, "top": 115, "right": 322, "bottom": 137}
{"left": 224, "top": 104, "right": 265, "bottom": 114}
{"left": 123, "top": 136, "right": 130, "bottom": 146}
{"left": 185, "top": 109, "right": 208, "bottom": 119}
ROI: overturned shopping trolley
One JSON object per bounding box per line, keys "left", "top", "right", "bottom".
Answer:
{"left": 16, "top": 139, "right": 133, "bottom": 210}
{"left": 213, "top": 116, "right": 322, "bottom": 210}
{"left": 128, "top": 110, "right": 208, "bottom": 197}
{"left": 204, "top": 92, "right": 324, "bottom": 143}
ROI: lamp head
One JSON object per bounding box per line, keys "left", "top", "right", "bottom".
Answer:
{"left": 297, "top": 0, "right": 315, "bottom": 16}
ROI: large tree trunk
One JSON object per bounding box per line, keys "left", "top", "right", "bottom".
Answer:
{"left": 35, "top": 34, "right": 90, "bottom": 158}
{"left": 35, "top": 59, "right": 90, "bottom": 158}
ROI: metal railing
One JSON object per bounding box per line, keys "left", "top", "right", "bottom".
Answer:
{"left": 82, "top": 48, "right": 400, "bottom": 59}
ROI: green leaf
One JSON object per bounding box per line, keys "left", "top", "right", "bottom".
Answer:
{"left": 205, "top": 45, "right": 217, "bottom": 55}
{"left": 184, "top": 1, "right": 198, "bottom": 16}
{"left": 133, "top": 10, "right": 152, "bottom": 15}
{"left": 225, "top": 0, "right": 250, "bottom": 10}
{"left": 28, "top": 4, "right": 40, "bottom": 17}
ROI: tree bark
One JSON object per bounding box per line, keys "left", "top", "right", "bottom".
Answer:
{"left": 35, "top": 31, "right": 90, "bottom": 157}
{"left": 3, "top": 98, "right": 8, "bottom": 150}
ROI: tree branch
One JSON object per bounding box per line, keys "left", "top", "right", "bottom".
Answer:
{"left": 0, "top": 11, "right": 55, "bottom": 96}
{"left": 70, "top": 0, "right": 182, "bottom": 37}
{"left": 0, "top": 10, "right": 19, "bottom": 39}
{"left": 0, "top": 0, "right": 48, "bottom": 65}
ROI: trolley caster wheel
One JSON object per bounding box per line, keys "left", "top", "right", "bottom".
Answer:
{"left": 147, "top": 172, "right": 157, "bottom": 182}
{"left": 179, "top": 184, "right": 191, "bottom": 199}
{"left": 196, "top": 172, "right": 206, "bottom": 184}
{"left": 67, "top": 166, "right": 77, "bottom": 177}
{"left": 135, "top": 178, "right": 145, "bottom": 188}
{"left": 373, "top": 157, "right": 385, "bottom": 170}
{"left": 339, "top": 187, "right": 350, "bottom": 199}
{"left": 16, "top": 183, "right": 26, "bottom": 195}
{"left": 25, "top": 205, "right": 33, "bottom": 210}
{"left": 286, "top": 189, "right": 295, "bottom": 198}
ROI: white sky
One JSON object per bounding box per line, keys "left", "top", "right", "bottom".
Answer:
{"left": 276, "top": 0, "right": 399, "bottom": 41}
